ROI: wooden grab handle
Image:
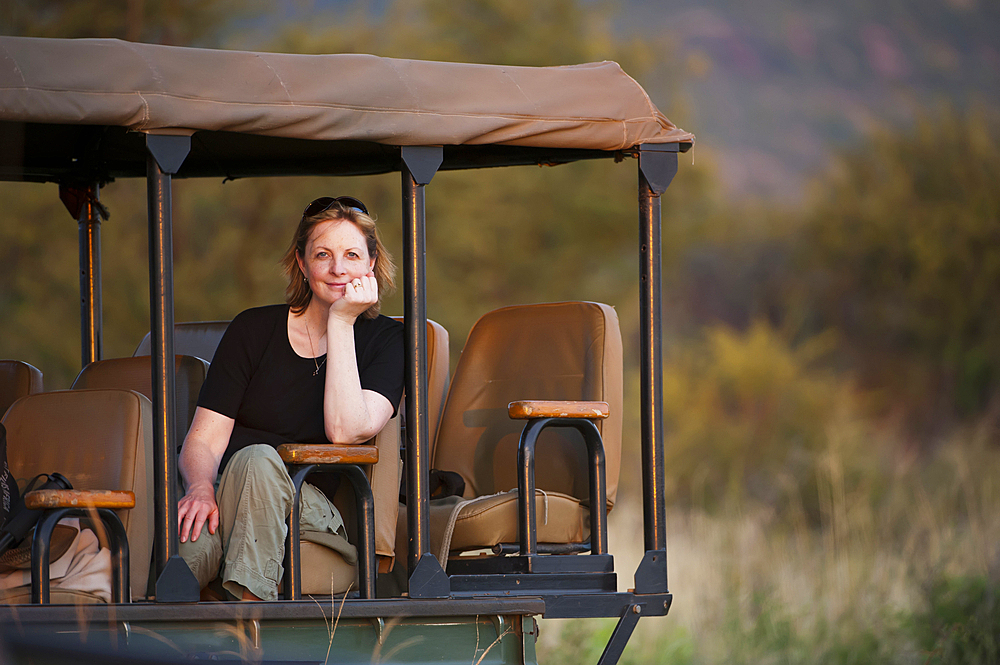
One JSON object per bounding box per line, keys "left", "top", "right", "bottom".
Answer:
{"left": 277, "top": 443, "right": 379, "bottom": 466}
{"left": 508, "top": 400, "right": 610, "bottom": 420}
{"left": 24, "top": 489, "right": 136, "bottom": 510}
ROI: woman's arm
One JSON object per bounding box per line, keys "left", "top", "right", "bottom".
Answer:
{"left": 177, "top": 407, "right": 235, "bottom": 543}
{"left": 323, "top": 272, "right": 395, "bottom": 443}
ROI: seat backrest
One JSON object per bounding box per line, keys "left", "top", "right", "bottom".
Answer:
{"left": 2, "top": 389, "right": 154, "bottom": 601}
{"left": 0, "top": 360, "right": 43, "bottom": 419}
{"left": 370, "top": 410, "right": 402, "bottom": 566}
{"left": 71, "top": 355, "right": 210, "bottom": 443}
{"left": 432, "top": 302, "right": 623, "bottom": 509}
{"left": 391, "top": 317, "right": 450, "bottom": 456}
{"left": 133, "top": 321, "right": 231, "bottom": 363}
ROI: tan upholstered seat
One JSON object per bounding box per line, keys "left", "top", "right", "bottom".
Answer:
{"left": 296, "top": 411, "right": 401, "bottom": 597}
{"left": 0, "top": 360, "right": 43, "bottom": 419}
{"left": 71, "top": 356, "right": 210, "bottom": 446}
{"left": 2, "top": 389, "right": 154, "bottom": 602}
{"left": 133, "top": 321, "right": 231, "bottom": 363}
{"left": 391, "top": 317, "right": 450, "bottom": 456}
{"left": 298, "top": 318, "right": 447, "bottom": 597}
{"left": 428, "top": 302, "right": 622, "bottom": 559}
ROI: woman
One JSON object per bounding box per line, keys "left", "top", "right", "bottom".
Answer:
{"left": 177, "top": 196, "right": 403, "bottom": 601}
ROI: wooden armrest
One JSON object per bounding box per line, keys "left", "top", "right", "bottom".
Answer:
{"left": 277, "top": 443, "right": 379, "bottom": 465}
{"left": 24, "top": 489, "right": 136, "bottom": 510}
{"left": 508, "top": 400, "right": 610, "bottom": 420}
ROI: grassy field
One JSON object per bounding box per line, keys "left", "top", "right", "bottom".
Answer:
{"left": 537, "top": 421, "right": 1000, "bottom": 664}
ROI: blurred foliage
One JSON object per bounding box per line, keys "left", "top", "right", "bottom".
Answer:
{"left": 0, "top": 0, "right": 717, "bottom": 397}
{"left": 0, "top": 0, "right": 262, "bottom": 45}
{"left": 1, "top": 1, "right": 999, "bottom": 513}
{"left": 908, "top": 574, "right": 1000, "bottom": 665}
{"left": 794, "top": 107, "right": 1000, "bottom": 426}
{"left": 5, "top": 3, "right": 1000, "bottom": 661}
{"left": 540, "top": 618, "right": 696, "bottom": 665}
{"left": 660, "top": 320, "right": 881, "bottom": 518}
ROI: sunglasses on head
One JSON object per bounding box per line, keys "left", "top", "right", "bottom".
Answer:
{"left": 302, "top": 196, "right": 369, "bottom": 218}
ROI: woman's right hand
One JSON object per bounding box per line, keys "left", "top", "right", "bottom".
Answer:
{"left": 178, "top": 482, "right": 219, "bottom": 543}
{"left": 177, "top": 407, "right": 234, "bottom": 543}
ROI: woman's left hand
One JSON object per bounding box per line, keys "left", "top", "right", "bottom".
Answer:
{"left": 330, "top": 271, "right": 378, "bottom": 323}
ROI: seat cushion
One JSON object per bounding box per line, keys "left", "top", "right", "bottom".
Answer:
{"left": 448, "top": 490, "right": 588, "bottom": 553}
{"left": 396, "top": 490, "right": 590, "bottom": 563}
{"left": 299, "top": 541, "right": 357, "bottom": 596}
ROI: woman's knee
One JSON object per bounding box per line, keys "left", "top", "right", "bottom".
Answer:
{"left": 179, "top": 523, "right": 223, "bottom": 589}
{"left": 219, "top": 444, "right": 294, "bottom": 508}
{"left": 228, "top": 444, "right": 285, "bottom": 472}
{"left": 223, "top": 445, "right": 290, "bottom": 485}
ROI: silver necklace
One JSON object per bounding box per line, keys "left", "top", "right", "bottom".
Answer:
{"left": 304, "top": 321, "right": 327, "bottom": 376}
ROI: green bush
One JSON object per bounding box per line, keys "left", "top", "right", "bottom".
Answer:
{"left": 662, "top": 320, "right": 877, "bottom": 517}
{"left": 908, "top": 574, "right": 1000, "bottom": 665}
{"left": 797, "top": 108, "right": 1000, "bottom": 422}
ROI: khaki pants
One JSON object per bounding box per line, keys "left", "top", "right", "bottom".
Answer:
{"left": 179, "top": 444, "right": 348, "bottom": 601}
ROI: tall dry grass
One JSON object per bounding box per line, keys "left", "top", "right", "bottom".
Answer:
{"left": 538, "top": 369, "right": 1000, "bottom": 664}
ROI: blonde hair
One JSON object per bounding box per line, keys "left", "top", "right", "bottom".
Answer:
{"left": 281, "top": 202, "right": 396, "bottom": 319}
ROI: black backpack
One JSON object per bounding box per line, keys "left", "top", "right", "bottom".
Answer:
{"left": 0, "top": 423, "right": 18, "bottom": 530}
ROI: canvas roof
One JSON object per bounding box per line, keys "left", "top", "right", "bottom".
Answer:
{"left": 0, "top": 37, "right": 693, "bottom": 181}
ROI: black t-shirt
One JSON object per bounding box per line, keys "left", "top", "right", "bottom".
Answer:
{"left": 197, "top": 304, "right": 404, "bottom": 472}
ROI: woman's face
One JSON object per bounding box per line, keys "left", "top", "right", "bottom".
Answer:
{"left": 297, "top": 219, "right": 375, "bottom": 307}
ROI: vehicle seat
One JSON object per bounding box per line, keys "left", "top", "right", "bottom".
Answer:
{"left": 428, "top": 301, "right": 622, "bottom": 561}
{"left": 390, "top": 317, "right": 450, "bottom": 459}
{"left": 1, "top": 389, "right": 154, "bottom": 602}
{"left": 0, "top": 360, "right": 43, "bottom": 419}
{"left": 71, "top": 355, "right": 210, "bottom": 446}
{"left": 299, "top": 317, "right": 446, "bottom": 597}
{"left": 294, "top": 411, "right": 401, "bottom": 597}
{"left": 133, "top": 322, "right": 231, "bottom": 363}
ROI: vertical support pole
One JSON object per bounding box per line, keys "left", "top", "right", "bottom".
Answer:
{"left": 400, "top": 145, "right": 449, "bottom": 598}
{"left": 145, "top": 134, "right": 198, "bottom": 602}
{"left": 77, "top": 183, "right": 103, "bottom": 368}
{"left": 635, "top": 145, "right": 678, "bottom": 594}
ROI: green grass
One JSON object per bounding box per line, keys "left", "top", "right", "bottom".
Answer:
{"left": 538, "top": 421, "right": 1000, "bottom": 664}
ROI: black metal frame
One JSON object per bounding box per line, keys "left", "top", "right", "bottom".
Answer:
{"left": 400, "top": 146, "right": 451, "bottom": 600}
{"left": 30, "top": 507, "right": 129, "bottom": 604}
{"left": 68, "top": 139, "right": 680, "bottom": 607}
{"left": 63, "top": 181, "right": 104, "bottom": 368}
{"left": 517, "top": 418, "right": 608, "bottom": 557}
{"left": 284, "top": 463, "right": 376, "bottom": 600}
{"left": 634, "top": 144, "right": 678, "bottom": 597}
{"left": 145, "top": 135, "right": 200, "bottom": 603}
{"left": 446, "top": 417, "right": 615, "bottom": 598}
{"left": 11, "top": 111, "right": 688, "bottom": 663}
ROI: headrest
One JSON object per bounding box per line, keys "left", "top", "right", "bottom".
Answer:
{"left": 0, "top": 360, "right": 43, "bottom": 420}
{"left": 133, "top": 321, "right": 231, "bottom": 363}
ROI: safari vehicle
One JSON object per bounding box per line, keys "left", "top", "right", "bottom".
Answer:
{"left": 0, "top": 37, "right": 693, "bottom": 664}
